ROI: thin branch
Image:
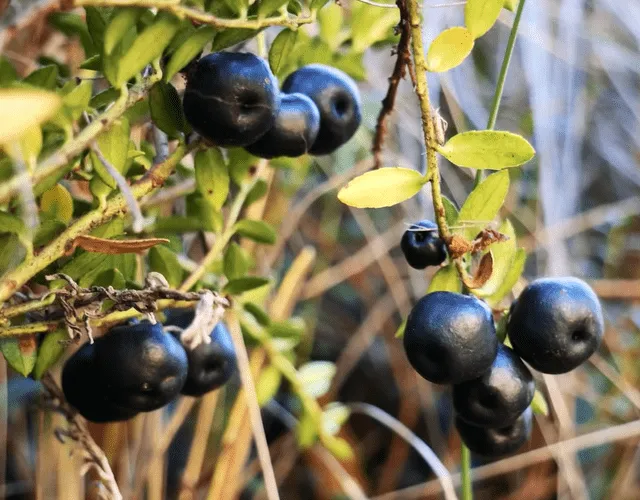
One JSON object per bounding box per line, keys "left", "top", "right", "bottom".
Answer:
{"left": 72, "top": 0, "right": 315, "bottom": 30}
{"left": 372, "top": 0, "right": 413, "bottom": 169}
{"left": 347, "top": 403, "right": 458, "bottom": 500}
{"left": 91, "top": 142, "right": 145, "bottom": 233}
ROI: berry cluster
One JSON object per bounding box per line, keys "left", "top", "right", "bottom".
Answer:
{"left": 183, "top": 52, "right": 362, "bottom": 158}
{"left": 401, "top": 221, "right": 604, "bottom": 457}
{"left": 62, "top": 311, "right": 236, "bottom": 423}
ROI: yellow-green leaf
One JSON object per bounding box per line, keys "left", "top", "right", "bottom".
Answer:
{"left": 504, "top": 0, "right": 519, "bottom": 12}
{"left": 5, "top": 125, "right": 42, "bottom": 168}
{"left": 426, "top": 27, "right": 474, "bottom": 73}
{"left": 439, "top": 130, "right": 535, "bottom": 170}
{"left": 395, "top": 318, "right": 407, "bottom": 339}
{"left": 531, "top": 389, "right": 549, "bottom": 416}
{"left": 164, "top": 26, "right": 215, "bottom": 82}
{"left": 427, "top": 264, "right": 462, "bottom": 293}
{"left": 475, "top": 219, "right": 516, "bottom": 297}
{"left": 33, "top": 328, "right": 68, "bottom": 380}
{"left": 465, "top": 0, "right": 504, "bottom": 39}
{"left": 0, "top": 89, "right": 61, "bottom": 144}
{"left": 456, "top": 170, "right": 509, "bottom": 240}
{"left": 256, "top": 365, "right": 282, "bottom": 406}
{"left": 486, "top": 247, "right": 526, "bottom": 306}
{"left": 90, "top": 118, "right": 130, "bottom": 189}
{"left": 337, "top": 167, "right": 427, "bottom": 208}
{"left": 234, "top": 219, "right": 276, "bottom": 245}
{"left": 0, "top": 336, "right": 37, "bottom": 377}
{"left": 40, "top": 185, "right": 74, "bottom": 224}
{"left": 195, "top": 148, "right": 229, "bottom": 211}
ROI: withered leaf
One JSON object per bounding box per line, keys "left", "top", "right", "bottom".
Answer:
{"left": 464, "top": 251, "right": 494, "bottom": 289}
{"left": 68, "top": 235, "right": 169, "bottom": 255}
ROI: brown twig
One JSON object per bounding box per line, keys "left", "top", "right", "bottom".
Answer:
{"left": 372, "top": 0, "right": 413, "bottom": 169}
{"left": 41, "top": 374, "right": 123, "bottom": 500}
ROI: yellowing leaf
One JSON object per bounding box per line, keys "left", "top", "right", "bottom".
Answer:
{"left": 439, "top": 130, "right": 535, "bottom": 170}
{"left": 337, "top": 167, "right": 427, "bottom": 208}
{"left": 465, "top": 0, "right": 504, "bottom": 39}
{"left": 456, "top": 170, "right": 509, "bottom": 240}
{"left": 426, "top": 27, "right": 474, "bottom": 73}
{"left": 475, "top": 219, "right": 516, "bottom": 297}
{"left": 0, "top": 89, "right": 61, "bottom": 144}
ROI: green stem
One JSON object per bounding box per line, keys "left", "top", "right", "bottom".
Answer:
{"left": 474, "top": 0, "right": 527, "bottom": 187}
{"left": 461, "top": 443, "right": 473, "bottom": 500}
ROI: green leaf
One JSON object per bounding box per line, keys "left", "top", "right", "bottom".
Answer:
{"left": 297, "top": 361, "right": 336, "bottom": 399}
{"left": 62, "top": 80, "right": 92, "bottom": 121}
{"left": 486, "top": 248, "right": 526, "bottom": 306}
{"left": 234, "top": 220, "right": 277, "bottom": 244}
{"left": 90, "top": 118, "right": 130, "bottom": 189}
{"left": 149, "top": 81, "right": 185, "bottom": 138}
{"left": 84, "top": 7, "right": 109, "bottom": 51}
{"left": 296, "top": 410, "right": 318, "bottom": 448}
{"left": 93, "top": 268, "right": 126, "bottom": 288}
{"left": 442, "top": 196, "right": 459, "bottom": 227}
{"left": 394, "top": 318, "right": 407, "bottom": 339}
{"left": 476, "top": 219, "right": 516, "bottom": 297}
{"left": 427, "top": 264, "right": 462, "bottom": 293}
{"left": 224, "top": 242, "right": 248, "bottom": 280}
{"left": 456, "top": 170, "right": 510, "bottom": 240}
{"left": 245, "top": 179, "right": 268, "bottom": 206}
{"left": 34, "top": 220, "right": 67, "bottom": 247}
{"left": 33, "top": 329, "right": 68, "bottom": 380}
{"left": 531, "top": 389, "right": 549, "bottom": 416}
{"left": 104, "top": 8, "right": 143, "bottom": 55}
{"left": 148, "top": 245, "right": 183, "bottom": 288}
{"left": 256, "top": 365, "right": 282, "bottom": 406}
{"left": 439, "top": 130, "right": 535, "bottom": 170}
{"left": 195, "top": 149, "right": 229, "bottom": 210}
{"left": 258, "top": 0, "right": 289, "bottom": 17}
{"left": 114, "top": 12, "right": 181, "bottom": 86}
{"left": 228, "top": 148, "right": 259, "bottom": 186}
{"left": 323, "top": 435, "right": 353, "bottom": 460}
{"left": 426, "top": 27, "right": 474, "bottom": 72}
{"left": 48, "top": 12, "right": 96, "bottom": 57}
{"left": 0, "top": 336, "right": 37, "bottom": 377}
{"left": 337, "top": 167, "right": 427, "bottom": 208}
{"left": 0, "top": 234, "right": 25, "bottom": 276}
{"left": 153, "top": 215, "right": 205, "bottom": 234}
{"left": 465, "top": 0, "right": 504, "bottom": 39}
{"left": 6, "top": 125, "right": 42, "bottom": 167}
{"left": 40, "top": 185, "right": 74, "bottom": 224}
{"left": 322, "top": 402, "right": 351, "bottom": 436}
{"left": 0, "top": 57, "right": 18, "bottom": 87}
{"left": 0, "top": 212, "right": 26, "bottom": 237}
{"left": 267, "top": 318, "right": 305, "bottom": 341}
{"left": 211, "top": 28, "right": 260, "bottom": 52}
{"left": 224, "top": 277, "right": 271, "bottom": 295}
{"left": 351, "top": 2, "right": 399, "bottom": 54}
{"left": 244, "top": 302, "right": 271, "bottom": 326}
{"left": 23, "top": 65, "right": 59, "bottom": 90}
{"left": 318, "top": 4, "right": 344, "bottom": 51}
{"left": 79, "top": 54, "right": 103, "bottom": 71}
{"left": 269, "top": 29, "right": 298, "bottom": 79}
{"left": 504, "top": 0, "right": 518, "bottom": 12}
{"left": 164, "top": 26, "right": 215, "bottom": 81}
{"left": 0, "top": 89, "right": 61, "bottom": 145}
{"left": 310, "top": 0, "right": 332, "bottom": 11}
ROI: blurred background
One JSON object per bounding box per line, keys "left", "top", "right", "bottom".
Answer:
{"left": 1, "top": 0, "right": 639, "bottom": 499}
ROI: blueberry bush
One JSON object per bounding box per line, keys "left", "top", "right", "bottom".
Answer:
{"left": 0, "top": 0, "right": 636, "bottom": 499}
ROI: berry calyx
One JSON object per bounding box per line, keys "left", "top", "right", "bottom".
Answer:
{"left": 403, "top": 292, "right": 498, "bottom": 384}
{"left": 93, "top": 321, "right": 188, "bottom": 412}
{"left": 453, "top": 344, "right": 535, "bottom": 428}
{"left": 183, "top": 52, "right": 279, "bottom": 147}
{"left": 456, "top": 407, "right": 533, "bottom": 458}
{"left": 62, "top": 343, "right": 138, "bottom": 423}
{"left": 282, "top": 64, "right": 361, "bottom": 155}
{"left": 508, "top": 277, "right": 604, "bottom": 374}
{"left": 245, "top": 93, "right": 321, "bottom": 159}
{"left": 400, "top": 219, "right": 447, "bottom": 269}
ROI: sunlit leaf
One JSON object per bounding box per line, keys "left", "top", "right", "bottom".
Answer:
{"left": 504, "top": 0, "right": 519, "bottom": 12}
{"left": 531, "top": 389, "right": 549, "bottom": 416}
{"left": 256, "top": 365, "right": 282, "bottom": 406}
{"left": 41, "top": 184, "right": 73, "bottom": 224}
{"left": 426, "top": 27, "right": 474, "bottom": 72}
{"left": 0, "top": 89, "right": 61, "bottom": 144}
{"left": 486, "top": 248, "right": 526, "bottom": 306}
{"left": 195, "top": 148, "right": 229, "bottom": 211}
{"left": 297, "top": 361, "right": 336, "bottom": 399}
{"left": 439, "top": 130, "right": 535, "bottom": 170}
{"left": 427, "top": 264, "right": 462, "bottom": 293}
{"left": 322, "top": 402, "right": 351, "bottom": 436}
{"left": 269, "top": 29, "right": 298, "bottom": 79}
{"left": 337, "top": 167, "right": 427, "bottom": 208}
{"left": 90, "top": 118, "right": 130, "bottom": 189}
{"left": 476, "top": 219, "right": 516, "bottom": 297}
{"left": 465, "top": 0, "right": 504, "bottom": 39}
{"left": 442, "top": 196, "right": 460, "bottom": 227}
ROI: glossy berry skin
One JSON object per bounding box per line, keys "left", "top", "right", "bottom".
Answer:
{"left": 62, "top": 343, "right": 138, "bottom": 423}
{"left": 453, "top": 344, "right": 534, "bottom": 428}
{"left": 245, "top": 93, "right": 321, "bottom": 158}
{"left": 94, "top": 321, "right": 188, "bottom": 412}
{"left": 401, "top": 220, "right": 447, "bottom": 269}
{"left": 508, "top": 277, "right": 604, "bottom": 374}
{"left": 456, "top": 407, "right": 533, "bottom": 458}
{"left": 183, "top": 52, "right": 279, "bottom": 147}
{"left": 165, "top": 309, "right": 237, "bottom": 397}
{"left": 403, "top": 292, "right": 498, "bottom": 385}
{"left": 282, "top": 64, "right": 361, "bottom": 155}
